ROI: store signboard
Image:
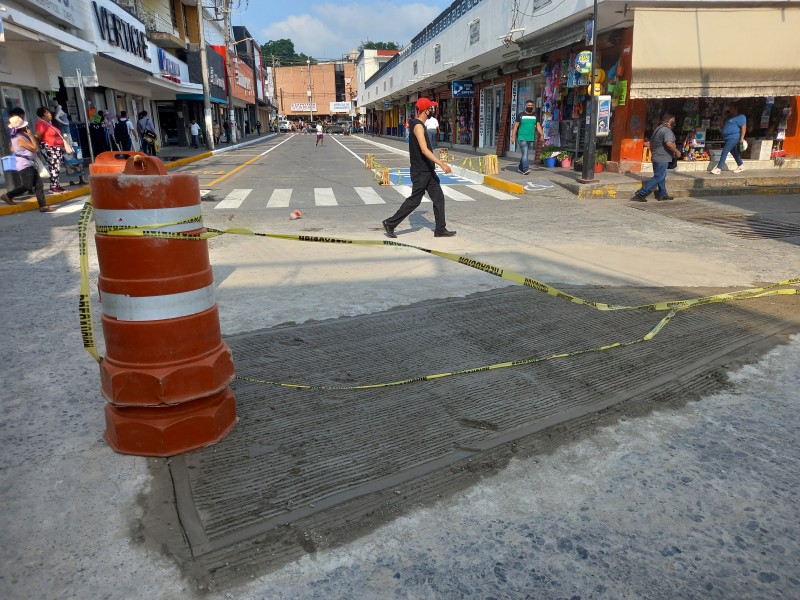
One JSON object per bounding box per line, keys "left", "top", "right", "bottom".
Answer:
{"left": 452, "top": 80, "right": 475, "bottom": 98}
{"left": 59, "top": 51, "right": 99, "bottom": 87}
{"left": 330, "top": 101, "right": 352, "bottom": 113}
{"left": 89, "top": 0, "right": 152, "bottom": 70}
{"left": 158, "top": 48, "right": 181, "bottom": 84}
{"left": 18, "top": 0, "right": 80, "bottom": 29}
{"left": 575, "top": 51, "right": 592, "bottom": 74}
{"left": 596, "top": 95, "right": 611, "bottom": 137}
{"left": 584, "top": 20, "right": 594, "bottom": 45}
{"left": 291, "top": 103, "right": 318, "bottom": 112}
{"left": 383, "top": 101, "right": 393, "bottom": 110}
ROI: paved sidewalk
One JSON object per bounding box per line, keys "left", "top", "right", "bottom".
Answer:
{"left": 359, "top": 134, "right": 800, "bottom": 199}
{"left": 0, "top": 132, "right": 276, "bottom": 216}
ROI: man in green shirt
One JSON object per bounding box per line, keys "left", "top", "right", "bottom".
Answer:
{"left": 511, "top": 100, "right": 544, "bottom": 175}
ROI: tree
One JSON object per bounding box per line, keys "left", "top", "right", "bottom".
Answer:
{"left": 359, "top": 41, "right": 401, "bottom": 51}
{"left": 261, "top": 39, "right": 314, "bottom": 66}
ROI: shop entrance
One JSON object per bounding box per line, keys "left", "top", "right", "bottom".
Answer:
{"left": 482, "top": 86, "right": 504, "bottom": 149}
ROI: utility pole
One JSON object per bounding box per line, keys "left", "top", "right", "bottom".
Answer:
{"left": 222, "top": 0, "right": 238, "bottom": 144}
{"left": 197, "top": 3, "right": 215, "bottom": 150}
{"left": 307, "top": 57, "right": 313, "bottom": 124}
{"left": 579, "top": 0, "right": 600, "bottom": 183}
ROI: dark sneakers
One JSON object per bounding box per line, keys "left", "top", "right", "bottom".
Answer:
{"left": 656, "top": 195, "right": 675, "bottom": 201}
{"left": 382, "top": 220, "right": 397, "bottom": 238}
{"left": 630, "top": 194, "right": 647, "bottom": 202}
{"left": 434, "top": 229, "right": 457, "bottom": 237}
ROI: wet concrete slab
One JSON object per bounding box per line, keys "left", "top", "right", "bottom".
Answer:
{"left": 146, "top": 284, "right": 800, "bottom": 587}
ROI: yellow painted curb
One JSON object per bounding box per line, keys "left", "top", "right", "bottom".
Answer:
{"left": 483, "top": 175, "right": 525, "bottom": 195}
{"left": 164, "top": 152, "right": 213, "bottom": 168}
{"left": 1, "top": 151, "right": 214, "bottom": 217}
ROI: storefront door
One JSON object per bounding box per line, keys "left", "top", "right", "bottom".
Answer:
{"left": 482, "top": 86, "right": 504, "bottom": 149}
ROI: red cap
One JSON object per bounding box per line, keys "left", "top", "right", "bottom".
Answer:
{"left": 416, "top": 98, "right": 438, "bottom": 112}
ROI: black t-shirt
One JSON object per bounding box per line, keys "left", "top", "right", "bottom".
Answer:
{"left": 409, "top": 118, "right": 435, "bottom": 174}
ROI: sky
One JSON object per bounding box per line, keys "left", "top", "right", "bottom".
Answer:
{"left": 232, "top": 0, "right": 455, "bottom": 60}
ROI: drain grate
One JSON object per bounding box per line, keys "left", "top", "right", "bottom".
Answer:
{"left": 630, "top": 203, "right": 800, "bottom": 240}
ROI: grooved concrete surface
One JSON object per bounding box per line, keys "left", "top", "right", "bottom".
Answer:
{"left": 164, "top": 285, "right": 799, "bottom": 587}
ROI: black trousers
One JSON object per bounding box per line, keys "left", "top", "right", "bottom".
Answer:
{"left": 384, "top": 170, "right": 447, "bottom": 232}
{"left": 7, "top": 166, "right": 46, "bottom": 207}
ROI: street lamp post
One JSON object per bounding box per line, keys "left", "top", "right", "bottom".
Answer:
{"left": 196, "top": 4, "right": 215, "bottom": 150}
{"left": 307, "top": 58, "right": 314, "bottom": 125}
{"left": 579, "top": 0, "right": 600, "bottom": 183}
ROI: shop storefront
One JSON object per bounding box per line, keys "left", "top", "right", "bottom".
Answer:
{"left": 615, "top": 7, "right": 800, "bottom": 170}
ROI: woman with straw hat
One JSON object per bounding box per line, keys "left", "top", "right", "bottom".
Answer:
{"left": 1, "top": 115, "right": 55, "bottom": 212}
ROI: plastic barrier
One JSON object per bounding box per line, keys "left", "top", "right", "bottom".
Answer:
{"left": 90, "top": 155, "right": 236, "bottom": 456}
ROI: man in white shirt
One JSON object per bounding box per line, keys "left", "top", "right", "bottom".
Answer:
{"left": 425, "top": 112, "right": 440, "bottom": 149}
{"left": 190, "top": 119, "right": 201, "bottom": 148}
{"left": 316, "top": 123, "right": 324, "bottom": 147}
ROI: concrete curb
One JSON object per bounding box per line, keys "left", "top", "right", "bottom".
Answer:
{"left": 483, "top": 175, "right": 525, "bottom": 195}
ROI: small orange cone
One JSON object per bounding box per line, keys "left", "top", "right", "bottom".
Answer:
{"left": 289, "top": 210, "right": 302, "bottom": 220}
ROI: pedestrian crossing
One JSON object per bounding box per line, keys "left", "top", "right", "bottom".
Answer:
{"left": 205, "top": 184, "right": 518, "bottom": 210}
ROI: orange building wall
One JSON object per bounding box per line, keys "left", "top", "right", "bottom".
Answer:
{"left": 274, "top": 63, "right": 355, "bottom": 119}
{"left": 783, "top": 96, "right": 800, "bottom": 158}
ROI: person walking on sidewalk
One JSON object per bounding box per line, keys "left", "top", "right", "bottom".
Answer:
{"left": 33, "top": 106, "right": 67, "bottom": 194}
{"left": 711, "top": 104, "right": 747, "bottom": 175}
{"left": 316, "top": 123, "right": 324, "bottom": 147}
{"left": 113, "top": 111, "right": 136, "bottom": 151}
{"left": 189, "top": 119, "right": 201, "bottom": 149}
{"left": 425, "top": 110, "right": 439, "bottom": 150}
{"left": 631, "top": 113, "right": 681, "bottom": 202}
{"left": 1, "top": 116, "right": 55, "bottom": 212}
{"left": 137, "top": 111, "right": 158, "bottom": 156}
{"left": 382, "top": 98, "right": 456, "bottom": 238}
{"left": 222, "top": 119, "right": 231, "bottom": 143}
{"left": 512, "top": 100, "right": 544, "bottom": 175}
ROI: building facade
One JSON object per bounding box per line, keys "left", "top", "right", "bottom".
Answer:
{"left": 359, "top": 0, "right": 800, "bottom": 171}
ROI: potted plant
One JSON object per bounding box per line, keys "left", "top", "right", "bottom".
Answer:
{"left": 557, "top": 151, "right": 573, "bottom": 168}
{"left": 594, "top": 149, "right": 608, "bottom": 173}
{"left": 540, "top": 145, "right": 560, "bottom": 168}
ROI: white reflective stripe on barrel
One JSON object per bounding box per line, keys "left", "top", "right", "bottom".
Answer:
{"left": 101, "top": 285, "right": 216, "bottom": 321}
{"left": 93, "top": 205, "right": 202, "bottom": 233}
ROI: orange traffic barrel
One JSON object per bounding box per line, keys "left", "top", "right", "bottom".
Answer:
{"left": 89, "top": 151, "right": 148, "bottom": 175}
{"left": 90, "top": 155, "right": 236, "bottom": 456}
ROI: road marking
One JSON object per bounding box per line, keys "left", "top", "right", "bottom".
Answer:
{"left": 466, "top": 185, "right": 517, "bottom": 200}
{"left": 199, "top": 190, "right": 211, "bottom": 197}
{"left": 354, "top": 187, "right": 386, "bottom": 204}
{"left": 441, "top": 186, "right": 475, "bottom": 201}
{"left": 207, "top": 134, "right": 295, "bottom": 186}
{"left": 214, "top": 189, "right": 252, "bottom": 209}
{"left": 393, "top": 185, "right": 432, "bottom": 203}
{"left": 267, "top": 189, "right": 292, "bottom": 208}
{"left": 314, "top": 188, "right": 338, "bottom": 206}
{"left": 524, "top": 179, "right": 556, "bottom": 192}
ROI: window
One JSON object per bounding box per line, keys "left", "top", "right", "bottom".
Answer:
{"left": 534, "top": 0, "right": 553, "bottom": 11}
{"left": 413, "top": 60, "right": 418, "bottom": 76}
{"left": 434, "top": 44, "right": 441, "bottom": 64}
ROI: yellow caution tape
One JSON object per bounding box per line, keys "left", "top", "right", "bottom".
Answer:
{"left": 235, "top": 310, "right": 679, "bottom": 390}
{"left": 78, "top": 199, "right": 101, "bottom": 363}
{"left": 80, "top": 208, "right": 799, "bottom": 387}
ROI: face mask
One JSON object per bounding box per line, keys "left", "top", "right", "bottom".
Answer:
{"left": 526, "top": 106, "right": 534, "bottom": 113}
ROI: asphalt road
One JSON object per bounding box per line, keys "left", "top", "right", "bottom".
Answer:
{"left": 0, "top": 137, "right": 798, "bottom": 599}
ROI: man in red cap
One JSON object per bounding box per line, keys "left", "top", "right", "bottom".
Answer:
{"left": 382, "top": 97, "right": 456, "bottom": 238}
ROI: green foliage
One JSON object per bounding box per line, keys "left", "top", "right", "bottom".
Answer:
{"left": 540, "top": 145, "right": 562, "bottom": 159}
{"left": 359, "top": 41, "right": 400, "bottom": 51}
{"left": 595, "top": 149, "right": 608, "bottom": 165}
{"left": 261, "top": 39, "right": 314, "bottom": 66}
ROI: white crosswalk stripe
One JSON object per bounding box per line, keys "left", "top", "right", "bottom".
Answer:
{"left": 354, "top": 187, "right": 386, "bottom": 204}
{"left": 441, "top": 186, "right": 476, "bottom": 201}
{"left": 465, "top": 184, "right": 517, "bottom": 200}
{"left": 267, "top": 188, "right": 292, "bottom": 207}
{"left": 214, "top": 188, "right": 251, "bottom": 209}
{"left": 198, "top": 183, "right": 520, "bottom": 210}
{"left": 314, "top": 188, "right": 338, "bottom": 206}
{"left": 393, "top": 185, "right": 432, "bottom": 203}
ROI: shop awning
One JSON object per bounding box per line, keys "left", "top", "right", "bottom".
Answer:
{"left": 631, "top": 8, "right": 800, "bottom": 98}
